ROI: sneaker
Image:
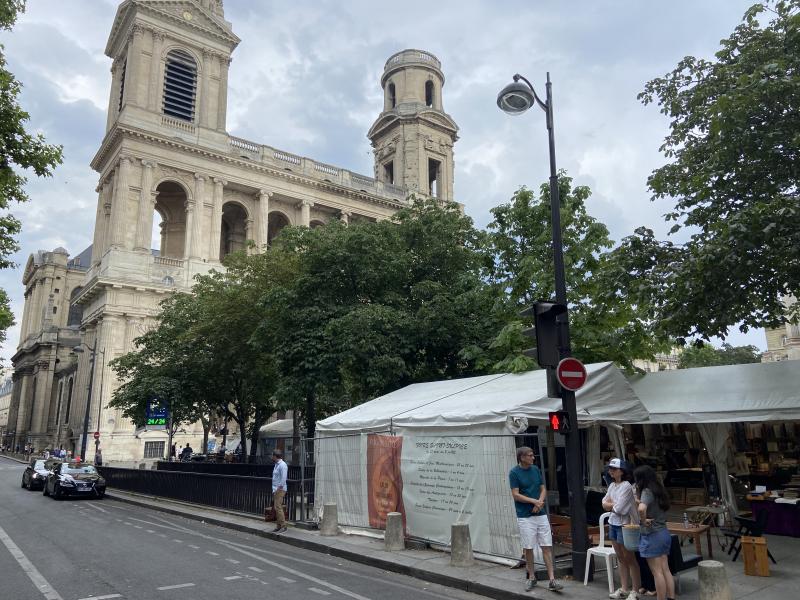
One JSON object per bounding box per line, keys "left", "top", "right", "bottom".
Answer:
{"left": 277, "top": 526, "right": 288, "bottom": 533}
{"left": 548, "top": 579, "right": 563, "bottom": 592}
{"left": 625, "top": 591, "right": 638, "bottom": 600}
{"left": 610, "top": 590, "right": 628, "bottom": 599}
{"left": 525, "top": 578, "right": 537, "bottom": 591}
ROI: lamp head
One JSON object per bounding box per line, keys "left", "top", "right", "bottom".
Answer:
{"left": 71, "top": 346, "right": 84, "bottom": 353}
{"left": 497, "top": 79, "right": 535, "bottom": 115}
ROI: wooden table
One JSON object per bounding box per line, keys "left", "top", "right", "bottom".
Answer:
{"left": 667, "top": 521, "right": 713, "bottom": 558}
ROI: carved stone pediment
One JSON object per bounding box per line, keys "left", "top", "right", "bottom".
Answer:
{"left": 105, "top": 0, "right": 240, "bottom": 58}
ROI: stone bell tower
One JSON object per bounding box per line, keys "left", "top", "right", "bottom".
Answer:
{"left": 368, "top": 49, "right": 459, "bottom": 202}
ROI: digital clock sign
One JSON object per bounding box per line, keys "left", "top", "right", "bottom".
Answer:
{"left": 145, "top": 396, "right": 169, "bottom": 428}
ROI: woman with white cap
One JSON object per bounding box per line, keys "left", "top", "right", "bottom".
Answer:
{"left": 602, "top": 458, "right": 641, "bottom": 600}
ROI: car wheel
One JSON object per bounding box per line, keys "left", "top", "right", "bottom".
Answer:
{"left": 95, "top": 490, "right": 105, "bottom": 499}
{"left": 52, "top": 484, "right": 61, "bottom": 500}
{"left": 21, "top": 478, "right": 26, "bottom": 489}
{"left": 43, "top": 482, "right": 49, "bottom": 496}
{"left": 28, "top": 480, "right": 36, "bottom": 491}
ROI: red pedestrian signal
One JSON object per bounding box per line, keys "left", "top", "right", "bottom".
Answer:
{"left": 548, "top": 410, "right": 571, "bottom": 434}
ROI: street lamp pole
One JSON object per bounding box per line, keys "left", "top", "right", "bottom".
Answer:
{"left": 497, "top": 73, "right": 589, "bottom": 576}
{"left": 74, "top": 337, "right": 98, "bottom": 462}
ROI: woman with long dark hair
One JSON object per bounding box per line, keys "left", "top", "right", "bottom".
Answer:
{"left": 633, "top": 466, "right": 674, "bottom": 600}
{"left": 602, "top": 459, "right": 641, "bottom": 600}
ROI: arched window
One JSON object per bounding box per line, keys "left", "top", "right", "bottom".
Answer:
{"left": 388, "top": 82, "right": 396, "bottom": 108}
{"left": 64, "top": 378, "right": 74, "bottom": 424}
{"left": 118, "top": 59, "right": 127, "bottom": 112}
{"left": 163, "top": 50, "right": 197, "bottom": 122}
{"left": 67, "top": 287, "right": 83, "bottom": 327}
{"left": 425, "top": 80, "right": 434, "bottom": 107}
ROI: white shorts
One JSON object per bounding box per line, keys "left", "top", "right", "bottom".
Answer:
{"left": 517, "top": 515, "right": 553, "bottom": 549}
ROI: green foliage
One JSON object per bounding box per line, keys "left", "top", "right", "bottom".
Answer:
{"left": 677, "top": 342, "right": 762, "bottom": 369}
{"left": 254, "top": 198, "right": 502, "bottom": 427}
{"left": 633, "top": 0, "right": 800, "bottom": 339}
{"left": 481, "top": 175, "right": 669, "bottom": 371}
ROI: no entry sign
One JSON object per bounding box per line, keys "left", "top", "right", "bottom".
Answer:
{"left": 556, "top": 357, "right": 587, "bottom": 391}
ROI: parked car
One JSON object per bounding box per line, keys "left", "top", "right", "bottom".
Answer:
{"left": 43, "top": 462, "right": 106, "bottom": 499}
{"left": 21, "top": 458, "right": 56, "bottom": 491}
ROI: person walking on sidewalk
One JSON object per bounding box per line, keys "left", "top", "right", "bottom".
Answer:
{"left": 271, "top": 449, "right": 288, "bottom": 533}
{"left": 509, "top": 446, "right": 563, "bottom": 592}
{"left": 602, "top": 458, "right": 641, "bottom": 600}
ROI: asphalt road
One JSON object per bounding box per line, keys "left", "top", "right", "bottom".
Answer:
{"left": 0, "top": 456, "right": 486, "bottom": 600}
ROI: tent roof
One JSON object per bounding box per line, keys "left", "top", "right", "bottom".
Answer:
{"left": 629, "top": 360, "right": 800, "bottom": 423}
{"left": 318, "top": 362, "right": 647, "bottom": 433}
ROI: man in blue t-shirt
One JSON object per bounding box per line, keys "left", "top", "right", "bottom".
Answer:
{"left": 509, "top": 446, "right": 562, "bottom": 592}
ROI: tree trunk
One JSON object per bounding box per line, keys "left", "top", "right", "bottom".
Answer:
{"left": 201, "top": 415, "right": 210, "bottom": 457}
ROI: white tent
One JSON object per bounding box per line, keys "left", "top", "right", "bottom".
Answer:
{"left": 629, "top": 360, "right": 800, "bottom": 513}
{"left": 314, "top": 362, "right": 647, "bottom": 559}
{"left": 317, "top": 361, "right": 648, "bottom": 434}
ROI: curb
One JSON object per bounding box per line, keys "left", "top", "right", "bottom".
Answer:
{"left": 106, "top": 491, "right": 553, "bottom": 600}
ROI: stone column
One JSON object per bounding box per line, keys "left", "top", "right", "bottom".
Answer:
{"left": 209, "top": 178, "right": 226, "bottom": 260}
{"left": 183, "top": 200, "right": 194, "bottom": 260}
{"left": 32, "top": 360, "right": 54, "bottom": 434}
{"left": 245, "top": 218, "right": 255, "bottom": 253}
{"left": 135, "top": 160, "right": 156, "bottom": 251}
{"left": 339, "top": 210, "right": 351, "bottom": 225}
{"left": 126, "top": 24, "right": 145, "bottom": 107}
{"left": 91, "top": 183, "right": 105, "bottom": 265}
{"left": 300, "top": 200, "right": 313, "bottom": 227}
{"left": 107, "top": 61, "right": 121, "bottom": 129}
{"left": 199, "top": 49, "right": 211, "bottom": 128}
{"left": 14, "top": 375, "right": 31, "bottom": 440}
{"left": 190, "top": 174, "right": 206, "bottom": 259}
{"left": 110, "top": 156, "right": 132, "bottom": 248}
{"left": 148, "top": 30, "right": 164, "bottom": 111}
{"left": 258, "top": 189, "right": 272, "bottom": 248}
{"left": 218, "top": 57, "right": 230, "bottom": 131}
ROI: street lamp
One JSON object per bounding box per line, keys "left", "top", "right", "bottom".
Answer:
{"left": 72, "top": 339, "right": 99, "bottom": 462}
{"left": 497, "top": 73, "right": 589, "bottom": 576}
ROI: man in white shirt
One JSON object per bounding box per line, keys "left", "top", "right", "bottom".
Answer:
{"left": 271, "top": 449, "right": 288, "bottom": 533}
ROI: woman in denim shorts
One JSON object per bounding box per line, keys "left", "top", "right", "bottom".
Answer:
{"left": 602, "top": 458, "right": 641, "bottom": 599}
{"left": 634, "top": 466, "right": 675, "bottom": 600}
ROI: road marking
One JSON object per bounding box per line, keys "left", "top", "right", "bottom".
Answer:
{"left": 222, "top": 544, "right": 372, "bottom": 600}
{"left": 77, "top": 595, "right": 122, "bottom": 600}
{"left": 123, "top": 522, "right": 132, "bottom": 526}
{"left": 248, "top": 566, "right": 264, "bottom": 573}
{"left": 206, "top": 551, "right": 219, "bottom": 556}
{"left": 157, "top": 583, "right": 195, "bottom": 591}
{"left": 224, "top": 576, "right": 242, "bottom": 581}
{"left": 172, "top": 539, "right": 183, "bottom": 543}
{"left": 146, "top": 530, "right": 155, "bottom": 534}
{"left": 225, "top": 558, "right": 240, "bottom": 564}
{"left": 278, "top": 576, "right": 296, "bottom": 583}
{"left": 309, "top": 588, "right": 331, "bottom": 596}
{"left": 133, "top": 525, "right": 143, "bottom": 529}
{"left": 159, "top": 533, "right": 167, "bottom": 538}
{"left": 90, "top": 504, "right": 109, "bottom": 514}
{"left": 0, "top": 523, "right": 64, "bottom": 600}
{"left": 188, "top": 544, "right": 200, "bottom": 549}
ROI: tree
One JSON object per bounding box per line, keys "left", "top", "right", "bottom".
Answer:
{"left": 677, "top": 342, "right": 762, "bottom": 369}
{"left": 0, "top": 0, "right": 63, "bottom": 344}
{"left": 480, "top": 174, "right": 668, "bottom": 372}
{"left": 632, "top": 1, "right": 800, "bottom": 340}
{"left": 255, "top": 198, "right": 502, "bottom": 433}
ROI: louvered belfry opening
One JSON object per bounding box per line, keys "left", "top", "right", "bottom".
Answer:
{"left": 118, "top": 60, "right": 127, "bottom": 112}
{"left": 163, "top": 50, "right": 197, "bottom": 122}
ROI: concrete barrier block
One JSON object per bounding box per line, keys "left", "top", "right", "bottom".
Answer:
{"left": 320, "top": 503, "right": 339, "bottom": 536}
{"left": 384, "top": 512, "right": 405, "bottom": 551}
{"left": 450, "top": 522, "right": 474, "bottom": 567}
{"left": 698, "top": 560, "right": 732, "bottom": 600}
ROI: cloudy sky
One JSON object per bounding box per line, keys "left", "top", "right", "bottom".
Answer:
{"left": 0, "top": 0, "right": 765, "bottom": 364}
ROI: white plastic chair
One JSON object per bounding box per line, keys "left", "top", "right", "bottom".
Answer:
{"left": 583, "top": 511, "right": 617, "bottom": 594}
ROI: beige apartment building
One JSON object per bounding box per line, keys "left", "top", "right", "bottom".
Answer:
{"left": 8, "top": 0, "right": 458, "bottom": 461}
{"left": 762, "top": 296, "right": 800, "bottom": 362}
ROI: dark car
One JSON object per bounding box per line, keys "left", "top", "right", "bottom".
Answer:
{"left": 43, "top": 462, "right": 106, "bottom": 499}
{"left": 21, "top": 458, "right": 56, "bottom": 491}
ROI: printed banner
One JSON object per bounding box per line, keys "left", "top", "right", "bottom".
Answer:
{"left": 366, "top": 434, "right": 405, "bottom": 529}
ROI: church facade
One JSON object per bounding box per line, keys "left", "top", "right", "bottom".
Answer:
{"left": 7, "top": 0, "right": 458, "bottom": 462}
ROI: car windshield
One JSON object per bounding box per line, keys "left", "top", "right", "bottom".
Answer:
{"left": 62, "top": 465, "right": 97, "bottom": 475}
{"left": 33, "top": 460, "right": 45, "bottom": 469}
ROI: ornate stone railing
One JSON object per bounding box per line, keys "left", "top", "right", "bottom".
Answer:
{"left": 224, "top": 135, "right": 407, "bottom": 202}
{"left": 162, "top": 115, "right": 196, "bottom": 133}
{"left": 385, "top": 49, "right": 441, "bottom": 70}
{"left": 154, "top": 256, "right": 184, "bottom": 268}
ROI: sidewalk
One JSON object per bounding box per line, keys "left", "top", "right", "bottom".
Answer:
{"left": 104, "top": 489, "right": 799, "bottom": 600}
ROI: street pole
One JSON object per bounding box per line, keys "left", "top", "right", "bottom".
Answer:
{"left": 80, "top": 337, "right": 98, "bottom": 461}
{"left": 94, "top": 348, "right": 105, "bottom": 456}
{"left": 498, "top": 72, "right": 589, "bottom": 577}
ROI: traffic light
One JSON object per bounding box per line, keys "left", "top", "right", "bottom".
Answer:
{"left": 519, "top": 301, "right": 567, "bottom": 368}
{"left": 548, "top": 410, "right": 571, "bottom": 434}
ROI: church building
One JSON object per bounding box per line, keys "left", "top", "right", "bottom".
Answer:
{"left": 7, "top": 0, "right": 459, "bottom": 462}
